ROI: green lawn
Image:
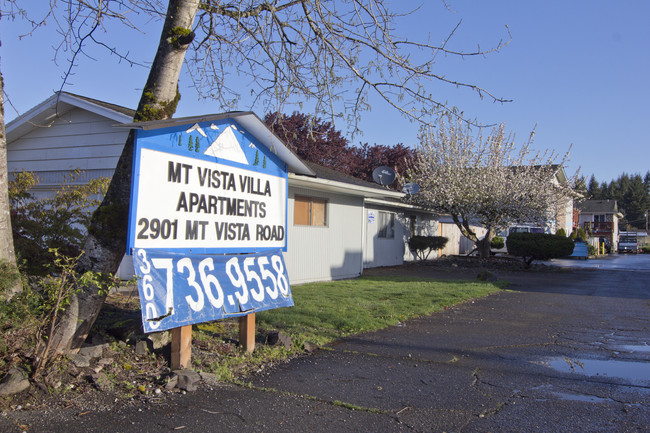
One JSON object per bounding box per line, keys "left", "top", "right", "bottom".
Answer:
{"left": 256, "top": 275, "right": 502, "bottom": 346}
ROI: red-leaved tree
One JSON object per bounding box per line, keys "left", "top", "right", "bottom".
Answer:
{"left": 266, "top": 112, "right": 415, "bottom": 189}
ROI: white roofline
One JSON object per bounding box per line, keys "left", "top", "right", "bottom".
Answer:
{"left": 7, "top": 92, "right": 133, "bottom": 141}
{"left": 289, "top": 172, "right": 405, "bottom": 199}
{"left": 364, "top": 197, "right": 436, "bottom": 212}
{"left": 118, "top": 111, "right": 315, "bottom": 176}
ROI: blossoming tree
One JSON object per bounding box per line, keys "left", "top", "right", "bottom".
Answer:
{"left": 402, "top": 115, "right": 576, "bottom": 259}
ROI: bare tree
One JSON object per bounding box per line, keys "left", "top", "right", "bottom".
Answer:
{"left": 3, "top": 0, "right": 511, "bottom": 352}
{"left": 0, "top": 8, "right": 21, "bottom": 300}
{"left": 402, "top": 115, "right": 576, "bottom": 258}
{"left": 188, "top": 0, "right": 511, "bottom": 132}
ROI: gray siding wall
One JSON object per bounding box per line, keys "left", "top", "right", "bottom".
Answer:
{"left": 8, "top": 107, "right": 127, "bottom": 175}
{"left": 284, "top": 187, "right": 364, "bottom": 284}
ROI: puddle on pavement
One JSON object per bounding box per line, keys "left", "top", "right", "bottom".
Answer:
{"left": 542, "top": 357, "right": 650, "bottom": 385}
{"left": 531, "top": 384, "right": 635, "bottom": 404}
{"left": 619, "top": 344, "right": 650, "bottom": 353}
{"left": 551, "top": 391, "right": 614, "bottom": 403}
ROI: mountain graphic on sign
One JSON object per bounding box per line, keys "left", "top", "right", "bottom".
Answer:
{"left": 186, "top": 123, "right": 207, "bottom": 137}
{"left": 204, "top": 125, "right": 249, "bottom": 165}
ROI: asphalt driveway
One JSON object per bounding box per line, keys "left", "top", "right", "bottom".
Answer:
{"left": 2, "top": 259, "right": 649, "bottom": 432}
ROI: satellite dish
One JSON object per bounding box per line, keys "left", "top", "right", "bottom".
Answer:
{"left": 402, "top": 183, "right": 420, "bottom": 196}
{"left": 372, "top": 166, "right": 396, "bottom": 186}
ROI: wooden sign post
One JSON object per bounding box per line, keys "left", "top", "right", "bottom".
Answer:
{"left": 239, "top": 312, "right": 256, "bottom": 353}
{"left": 171, "top": 313, "right": 255, "bottom": 369}
{"left": 171, "top": 325, "right": 192, "bottom": 369}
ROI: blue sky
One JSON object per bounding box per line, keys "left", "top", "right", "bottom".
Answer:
{"left": 2, "top": 1, "right": 648, "bottom": 183}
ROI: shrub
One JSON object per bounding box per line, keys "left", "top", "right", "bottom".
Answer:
{"left": 0, "top": 251, "right": 116, "bottom": 379}
{"left": 9, "top": 170, "right": 109, "bottom": 276}
{"left": 506, "top": 232, "right": 575, "bottom": 268}
{"left": 490, "top": 236, "right": 505, "bottom": 249}
{"left": 556, "top": 228, "right": 567, "bottom": 237}
{"left": 569, "top": 228, "right": 587, "bottom": 242}
{"left": 408, "top": 235, "right": 448, "bottom": 261}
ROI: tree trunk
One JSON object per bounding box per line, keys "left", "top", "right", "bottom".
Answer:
{"left": 0, "top": 65, "right": 22, "bottom": 300}
{"left": 476, "top": 228, "right": 495, "bottom": 259}
{"left": 49, "top": 0, "right": 200, "bottom": 354}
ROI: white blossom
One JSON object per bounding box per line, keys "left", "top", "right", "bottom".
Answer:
{"left": 402, "top": 115, "right": 577, "bottom": 257}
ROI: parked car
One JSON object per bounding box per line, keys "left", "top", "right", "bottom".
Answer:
{"left": 618, "top": 232, "right": 639, "bottom": 253}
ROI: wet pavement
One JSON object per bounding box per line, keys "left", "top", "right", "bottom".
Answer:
{"left": 547, "top": 252, "right": 650, "bottom": 271}
{"left": 2, "top": 256, "right": 649, "bottom": 432}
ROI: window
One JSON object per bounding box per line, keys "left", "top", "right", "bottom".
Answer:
{"left": 294, "top": 195, "right": 327, "bottom": 226}
{"left": 378, "top": 211, "right": 395, "bottom": 238}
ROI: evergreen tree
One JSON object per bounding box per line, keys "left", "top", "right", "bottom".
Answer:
{"left": 590, "top": 172, "right": 650, "bottom": 229}
{"left": 623, "top": 174, "right": 650, "bottom": 228}
{"left": 587, "top": 175, "right": 601, "bottom": 199}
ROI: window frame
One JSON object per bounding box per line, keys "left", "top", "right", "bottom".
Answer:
{"left": 293, "top": 195, "right": 328, "bottom": 227}
{"left": 377, "top": 211, "right": 395, "bottom": 239}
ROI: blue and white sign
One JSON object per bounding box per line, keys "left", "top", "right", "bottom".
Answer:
{"left": 127, "top": 118, "right": 288, "bottom": 254}
{"left": 134, "top": 248, "right": 293, "bottom": 333}
{"left": 126, "top": 115, "right": 294, "bottom": 332}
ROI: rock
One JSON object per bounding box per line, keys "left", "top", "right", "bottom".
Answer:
{"left": 135, "top": 340, "right": 149, "bottom": 356}
{"left": 266, "top": 331, "right": 292, "bottom": 349}
{"left": 98, "top": 357, "right": 114, "bottom": 366}
{"left": 0, "top": 368, "right": 30, "bottom": 397}
{"left": 173, "top": 369, "right": 201, "bottom": 392}
{"left": 303, "top": 341, "right": 318, "bottom": 353}
{"left": 68, "top": 353, "right": 91, "bottom": 368}
{"left": 90, "top": 372, "right": 111, "bottom": 391}
{"left": 79, "top": 343, "right": 106, "bottom": 359}
{"left": 147, "top": 331, "right": 170, "bottom": 350}
{"left": 198, "top": 372, "right": 220, "bottom": 386}
{"left": 164, "top": 375, "right": 178, "bottom": 391}
{"left": 277, "top": 333, "right": 292, "bottom": 349}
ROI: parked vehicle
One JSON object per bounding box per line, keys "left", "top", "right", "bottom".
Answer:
{"left": 618, "top": 231, "right": 639, "bottom": 253}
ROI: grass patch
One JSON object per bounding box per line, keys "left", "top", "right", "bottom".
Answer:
{"left": 256, "top": 275, "right": 502, "bottom": 347}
